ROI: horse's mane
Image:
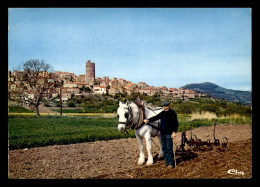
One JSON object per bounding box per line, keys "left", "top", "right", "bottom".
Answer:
{"left": 124, "top": 98, "right": 162, "bottom": 130}
{"left": 130, "top": 101, "right": 162, "bottom": 112}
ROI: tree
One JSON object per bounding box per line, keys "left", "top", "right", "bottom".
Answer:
{"left": 178, "top": 102, "right": 194, "bottom": 115}
{"left": 15, "top": 59, "right": 54, "bottom": 116}
{"left": 53, "top": 75, "right": 64, "bottom": 116}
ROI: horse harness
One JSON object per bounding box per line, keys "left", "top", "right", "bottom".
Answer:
{"left": 118, "top": 97, "right": 161, "bottom": 149}
{"left": 121, "top": 103, "right": 160, "bottom": 133}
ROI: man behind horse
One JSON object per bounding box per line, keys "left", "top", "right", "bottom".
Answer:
{"left": 144, "top": 101, "right": 179, "bottom": 169}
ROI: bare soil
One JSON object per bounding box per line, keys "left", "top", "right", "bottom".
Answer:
{"left": 8, "top": 124, "right": 252, "bottom": 179}
{"left": 22, "top": 104, "right": 55, "bottom": 113}
{"left": 22, "top": 104, "right": 83, "bottom": 113}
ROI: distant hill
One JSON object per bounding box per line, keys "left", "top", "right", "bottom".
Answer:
{"left": 181, "top": 82, "right": 251, "bottom": 105}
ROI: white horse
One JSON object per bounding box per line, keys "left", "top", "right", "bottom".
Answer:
{"left": 117, "top": 101, "right": 164, "bottom": 165}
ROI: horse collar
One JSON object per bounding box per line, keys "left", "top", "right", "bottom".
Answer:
{"left": 126, "top": 104, "right": 146, "bottom": 130}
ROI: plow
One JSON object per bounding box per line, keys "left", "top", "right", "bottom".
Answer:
{"left": 170, "top": 120, "right": 229, "bottom": 165}
{"left": 177, "top": 120, "right": 229, "bottom": 152}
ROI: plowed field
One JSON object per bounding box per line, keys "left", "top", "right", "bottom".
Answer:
{"left": 8, "top": 124, "right": 252, "bottom": 179}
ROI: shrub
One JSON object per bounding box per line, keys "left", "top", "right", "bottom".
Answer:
{"left": 67, "top": 100, "right": 75, "bottom": 107}
{"left": 43, "top": 102, "right": 50, "bottom": 107}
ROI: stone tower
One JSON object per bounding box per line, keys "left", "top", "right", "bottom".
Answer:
{"left": 85, "top": 60, "right": 95, "bottom": 84}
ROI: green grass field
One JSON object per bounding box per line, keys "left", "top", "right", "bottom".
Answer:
{"left": 8, "top": 115, "right": 135, "bottom": 150}
{"left": 8, "top": 114, "right": 251, "bottom": 150}
{"left": 8, "top": 106, "right": 33, "bottom": 113}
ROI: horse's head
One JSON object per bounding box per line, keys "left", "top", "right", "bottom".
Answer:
{"left": 117, "top": 101, "right": 130, "bottom": 133}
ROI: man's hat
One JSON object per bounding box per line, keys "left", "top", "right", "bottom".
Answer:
{"left": 162, "top": 101, "right": 170, "bottom": 106}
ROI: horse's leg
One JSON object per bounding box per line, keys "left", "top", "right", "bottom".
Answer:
{"left": 157, "top": 134, "right": 164, "bottom": 159}
{"left": 144, "top": 132, "right": 153, "bottom": 165}
{"left": 136, "top": 133, "right": 145, "bottom": 165}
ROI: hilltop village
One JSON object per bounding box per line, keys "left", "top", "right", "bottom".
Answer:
{"left": 8, "top": 60, "right": 203, "bottom": 104}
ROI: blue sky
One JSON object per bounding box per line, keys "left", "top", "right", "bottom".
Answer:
{"left": 8, "top": 8, "right": 251, "bottom": 91}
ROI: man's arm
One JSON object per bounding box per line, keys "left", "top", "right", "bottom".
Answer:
{"left": 143, "top": 111, "right": 162, "bottom": 124}
{"left": 171, "top": 111, "right": 179, "bottom": 139}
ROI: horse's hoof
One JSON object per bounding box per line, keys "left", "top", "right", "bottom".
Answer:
{"left": 138, "top": 162, "right": 145, "bottom": 165}
{"left": 146, "top": 160, "right": 153, "bottom": 166}
{"left": 138, "top": 159, "right": 145, "bottom": 165}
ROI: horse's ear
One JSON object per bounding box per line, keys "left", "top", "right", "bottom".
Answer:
{"left": 119, "top": 101, "right": 122, "bottom": 107}
{"left": 135, "top": 96, "right": 142, "bottom": 107}
{"left": 126, "top": 100, "right": 129, "bottom": 105}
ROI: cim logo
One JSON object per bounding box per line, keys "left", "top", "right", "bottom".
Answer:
{"left": 227, "top": 169, "right": 245, "bottom": 176}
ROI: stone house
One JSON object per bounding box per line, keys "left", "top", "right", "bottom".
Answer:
{"left": 137, "top": 82, "right": 148, "bottom": 89}
{"left": 77, "top": 74, "right": 86, "bottom": 83}
{"left": 93, "top": 85, "right": 107, "bottom": 95}
{"left": 67, "top": 87, "right": 80, "bottom": 94}
{"left": 118, "top": 78, "right": 127, "bottom": 86}
{"left": 109, "top": 80, "right": 119, "bottom": 88}
{"left": 108, "top": 86, "right": 121, "bottom": 95}
{"left": 124, "top": 83, "right": 137, "bottom": 90}
{"left": 63, "top": 82, "right": 77, "bottom": 88}
{"left": 123, "top": 83, "right": 137, "bottom": 94}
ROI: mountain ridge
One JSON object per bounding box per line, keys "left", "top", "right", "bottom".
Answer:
{"left": 181, "top": 82, "right": 251, "bottom": 105}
